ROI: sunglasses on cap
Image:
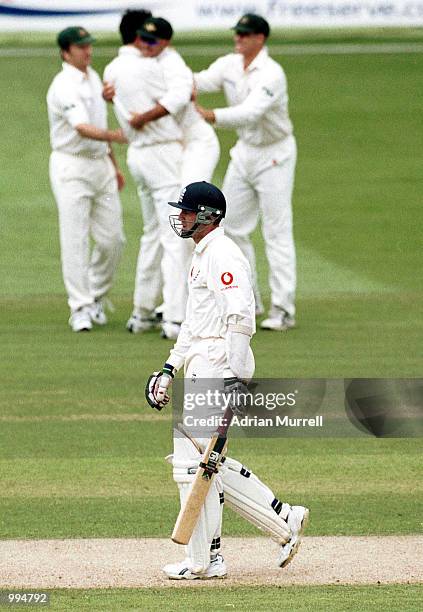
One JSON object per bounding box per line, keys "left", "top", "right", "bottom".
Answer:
{"left": 235, "top": 31, "right": 259, "bottom": 37}
{"left": 140, "top": 35, "right": 159, "bottom": 46}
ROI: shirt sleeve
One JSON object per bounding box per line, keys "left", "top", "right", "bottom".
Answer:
{"left": 208, "top": 247, "right": 255, "bottom": 328}
{"left": 194, "top": 55, "right": 230, "bottom": 93}
{"left": 55, "top": 84, "right": 90, "bottom": 127}
{"left": 166, "top": 319, "right": 192, "bottom": 371}
{"left": 214, "top": 71, "right": 285, "bottom": 128}
{"left": 103, "top": 62, "right": 113, "bottom": 85}
{"left": 158, "top": 53, "right": 192, "bottom": 116}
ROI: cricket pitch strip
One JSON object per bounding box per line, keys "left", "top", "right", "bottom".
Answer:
{"left": 1, "top": 536, "right": 422, "bottom": 588}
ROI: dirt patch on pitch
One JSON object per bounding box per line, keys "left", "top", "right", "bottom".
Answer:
{"left": 0, "top": 536, "right": 422, "bottom": 588}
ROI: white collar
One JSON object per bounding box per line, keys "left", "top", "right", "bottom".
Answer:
{"left": 195, "top": 226, "right": 224, "bottom": 254}
{"left": 245, "top": 47, "right": 268, "bottom": 73}
{"left": 118, "top": 45, "right": 142, "bottom": 58}
{"left": 62, "top": 61, "right": 89, "bottom": 82}
{"left": 157, "top": 46, "right": 174, "bottom": 62}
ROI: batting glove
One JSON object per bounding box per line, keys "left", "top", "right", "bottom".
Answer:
{"left": 223, "top": 377, "right": 250, "bottom": 416}
{"left": 145, "top": 363, "right": 177, "bottom": 411}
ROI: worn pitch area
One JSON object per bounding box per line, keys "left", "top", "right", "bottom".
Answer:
{"left": 0, "top": 536, "right": 422, "bottom": 588}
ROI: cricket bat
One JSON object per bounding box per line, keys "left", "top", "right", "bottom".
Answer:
{"left": 171, "top": 405, "right": 234, "bottom": 545}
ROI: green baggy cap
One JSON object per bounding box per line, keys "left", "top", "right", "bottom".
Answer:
{"left": 57, "top": 26, "right": 96, "bottom": 49}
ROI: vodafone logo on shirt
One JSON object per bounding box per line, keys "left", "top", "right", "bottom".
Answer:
{"left": 220, "top": 271, "right": 238, "bottom": 290}
{"left": 221, "top": 271, "right": 233, "bottom": 285}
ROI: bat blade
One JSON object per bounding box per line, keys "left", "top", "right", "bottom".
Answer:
{"left": 171, "top": 405, "right": 234, "bottom": 545}
{"left": 171, "top": 465, "right": 215, "bottom": 544}
{"left": 171, "top": 433, "right": 226, "bottom": 545}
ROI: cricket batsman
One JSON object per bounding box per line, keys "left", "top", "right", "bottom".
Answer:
{"left": 146, "top": 181, "right": 309, "bottom": 579}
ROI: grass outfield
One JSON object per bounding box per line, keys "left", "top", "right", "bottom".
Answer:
{"left": 2, "top": 27, "right": 423, "bottom": 46}
{"left": 0, "top": 31, "right": 422, "bottom": 610}
{"left": 29, "top": 585, "right": 423, "bottom": 611}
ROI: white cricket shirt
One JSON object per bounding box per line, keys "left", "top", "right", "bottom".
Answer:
{"left": 168, "top": 227, "right": 256, "bottom": 370}
{"left": 195, "top": 48, "right": 293, "bottom": 146}
{"left": 157, "top": 46, "right": 204, "bottom": 130}
{"left": 47, "top": 62, "right": 109, "bottom": 157}
{"left": 103, "top": 46, "right": 183, "bottom": 146}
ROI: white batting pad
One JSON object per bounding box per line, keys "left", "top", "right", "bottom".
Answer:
{"left": 220, "top": 456, "right": 291, "bottom": 544}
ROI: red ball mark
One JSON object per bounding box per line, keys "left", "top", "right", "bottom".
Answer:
{"left": 221, "top": 272, "right": 234, "bottom": 285}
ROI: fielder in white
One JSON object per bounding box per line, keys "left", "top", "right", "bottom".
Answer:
{"left": 47, "top": 26, "right": 126, "bottom": 332}
{"left": 146, "top": 181, "right": 309, "bottom": 579}
{"left": 127, "top": 15, "right": 220, "bottom": 338}
{"left": 103, "top": 11, "right": 190, "bottom": 340}
{"left": 195, "top": 14, "right": 297, "bottom": 331}
{"left": 132, "top": 16, "right": 220, "bottom": 186}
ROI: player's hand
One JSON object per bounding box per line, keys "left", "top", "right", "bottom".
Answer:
{"left": 116, "top": 170, "right": 125, "bottom": 191}
{"left": 195, "top": 104, "right": 216, "bottom": 124}
{"left": 102, "top": 81, "right": 115, "bottom": 102}
{"left": 129, "top": 112, "right": 146, "bottom": 130}
{"left": 109, "top": 128, "right": 127, "bottom": 144}
{"left": 145, "top": 364, "right": 177, "bottom": 411}
{"left": 223, "top": 377, "right": 249, "bottom": 416}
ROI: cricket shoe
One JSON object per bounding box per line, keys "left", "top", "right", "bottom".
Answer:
{"left": 278, "top": 505, "right": 309, "bottom": 568}
{"left": 161, "top": 321, "right": 181, "bottom": 340}
{"left": 90, "top": 298, "right": 110, "bottom": 326}
{"left": 261, "top": 307, "right": 295, "bottom": 331}
{"left": 163, "top": 554, "right": 227, "bottom": 580}
{"left": 69, "top": 307, "right": 92, "bottom": 332}
{"left": 126, "top": 311, "right": 156, "bottom": 333}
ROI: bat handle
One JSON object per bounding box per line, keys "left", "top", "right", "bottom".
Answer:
{"left": 217, "top": 405, "right": 235, "bottom": 436}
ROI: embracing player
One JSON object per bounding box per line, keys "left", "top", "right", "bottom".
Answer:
{"left": 195, "top": 14, "right": 297, "bottom": 331}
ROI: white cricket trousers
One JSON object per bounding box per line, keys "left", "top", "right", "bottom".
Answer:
{"left": 223, "top": 135, "right": 297, "bottom": 317}
{"left": 127, "top": 141, "right": 191, "bottom": 323}
{"left": 172, "top": 338, "right": 255, "bottom": 572}
{"left": 49, "top": 151, "right": 125, "bottom": 312}
{"left": 173, "top": 340, "right": 291, "bottom": 573}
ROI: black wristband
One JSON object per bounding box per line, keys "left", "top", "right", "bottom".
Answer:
{"left": 162, "top": 363, "right": 176, "bottom": 378}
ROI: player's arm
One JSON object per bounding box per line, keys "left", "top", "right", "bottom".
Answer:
{"left": 108, "top": 146, "right": 125, "bottom": 191}
{"left": 56, "top": 84, "right": 126, "bottom": 143}
{"left": 199, "top": 73, "right": 285, "bottom": 128}
{"left": 130, "top": 55, "right": 192, "bottom": 129}
{"left": 194, "top": 55, "right": 229, "bottom": 93}
{"left": 145, "top": 319, "right": 192, "bottom": 411}
{"left": 102, "top": 63, "right": 115, "bottom": 102}
{"left": 225, "top": 313, "right": 253, "bottom": 380}
{"left": 129, "top": 103, "right": 169, "bottom": 129}
{"left": 158, "top": 53, "right": 193, "bottom": 116}
{"left": 75, "top": 123, "right": 127, "bottom": 143}
{"left": 128, "top": 67, "right": 172, "bottom": 129}
{"left": 209, "top": 255, "right": 255, "bottom": 381}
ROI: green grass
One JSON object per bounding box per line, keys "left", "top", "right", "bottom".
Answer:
{"left": 0, "top": 32, "right": 422, "bottom": 609}
{"left": 2, "top": 27, "right": 423, "bottom": 47}
{"left": 0, "top": 421, "right": 421, "bottom": 537}
{"left": 14, "top": 585, "right": 423, "bottom": 611}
